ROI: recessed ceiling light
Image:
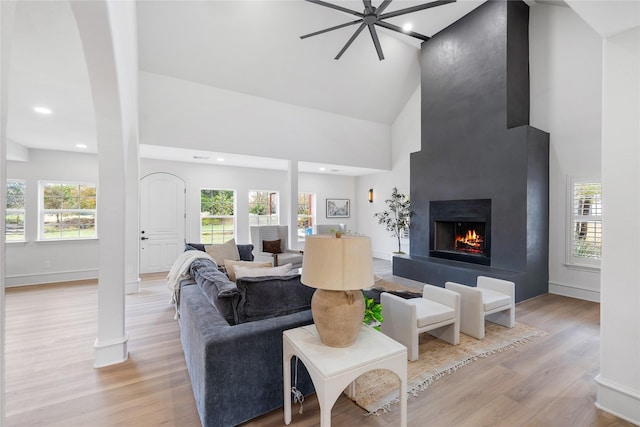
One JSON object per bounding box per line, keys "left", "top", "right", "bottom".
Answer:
{"left": 76, "top": 143, "right": 87, "bottom": 149}
{"left": 192, "top": 155, "right": 209, "bottom": 160}
{"left": 216, "top": 157, "right": 225, "bottom": 162}
{"left": 402, "top": 23, "right": 413, "bottom": 32}
{"left": 33, "top": 106, "right": 52, "bottom": 115}
{"left": 319, "top": 167, "right": 326, "bottom": 171}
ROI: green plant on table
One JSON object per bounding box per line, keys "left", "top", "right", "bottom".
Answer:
{"left": 363, "top": 292, "right": 383, "bottom": 331}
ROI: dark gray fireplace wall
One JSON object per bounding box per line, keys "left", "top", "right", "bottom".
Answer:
{"left": 395, "top": 0, "right": 549, "bottom": 302}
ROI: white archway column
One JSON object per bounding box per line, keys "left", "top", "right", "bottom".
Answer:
{"left": 71, "top": 0, "right": 138, "bottom": 367}
{"left": 596, "top": 26, "right": 640, "bottom": 424}
{"left": 287, "top": 160, "right": 299, "bottom": 249}
{"left": 1, "top": 1, "right": 17, "bottom": 421}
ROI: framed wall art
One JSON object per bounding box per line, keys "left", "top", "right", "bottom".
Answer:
{"left": 326, "top": 199, "right": 350, "bottom": 218}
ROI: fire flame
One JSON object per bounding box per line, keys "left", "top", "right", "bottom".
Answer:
{"left": 456, "top": 229, "right": 483, "bottom": 248}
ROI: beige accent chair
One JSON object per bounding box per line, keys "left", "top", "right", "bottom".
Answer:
{"left": 445, "top": 276, "right": 515, "bottom": 340}
{"left": 381, "top": 284, "right": 460, "bottom": 362}
{"left": 250, "top": 225, "right": 303, "bottom": 268}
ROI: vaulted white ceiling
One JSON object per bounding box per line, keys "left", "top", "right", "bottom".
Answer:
{"left": 5, "top": 0, "right": 639, "bottom": 173}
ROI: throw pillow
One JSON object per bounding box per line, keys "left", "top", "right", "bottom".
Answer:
{"left": 234, "top": 263, "right": 293, "bottom": 279}
{"left": 263, "top": 239, "right": 282, "bottom": 254}
{"left": 205, "top": 238, "right": 240, "bottom": 266}
{"left": 224, "top": 260, "right": 272, "bottom": 282}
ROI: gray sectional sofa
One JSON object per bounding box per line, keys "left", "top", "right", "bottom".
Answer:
{"left": 177, "top": 243, "right": 316, "bottom": 426}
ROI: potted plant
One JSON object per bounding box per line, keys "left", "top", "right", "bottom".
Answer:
{"left": 363, "top": 292, "right": 383, "bottom": 331}
{"left": 374, "top": 187, "right": 413, "bottom": 254}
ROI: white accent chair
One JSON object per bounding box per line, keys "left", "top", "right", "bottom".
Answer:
{"left": 381, "top": 284, "right": 460, "bottom": 362}
{"left": 250, "top": 225, "right": 303, "bottom": 268}
{"left": 445, "top": 276, "right": 515, "bottom": 340}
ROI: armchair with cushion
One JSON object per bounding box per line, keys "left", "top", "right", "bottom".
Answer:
{"left": 445, "top": 276, "right": 515, "bottom": 340}
{"left": 381, "top": 284, "right": 460, "bottom": 362}
{"left": 250, "top": 225, "right": 303, "bottom": 268}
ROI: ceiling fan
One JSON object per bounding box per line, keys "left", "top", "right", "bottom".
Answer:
{"left": 300, "top": 0, "right": 456, "bottom": 60}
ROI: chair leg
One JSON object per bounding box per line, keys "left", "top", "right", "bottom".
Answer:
{"left": 486, "top": 307, "right": 515, "bottom": 328}
{"left": 428, "top": 323, "right": 459, "bottom": 346}
{"left": 409, "top": 331, "right": 419, "bottom": 362}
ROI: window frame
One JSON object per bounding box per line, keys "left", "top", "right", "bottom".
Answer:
{"left": 6, "top": 179, "right": 26, "bottom": 242}
{"left": 248, "top": 190, "right": 279, "bottom": 229}
{"left": 200, "top": 188, "right": 236, "bottom": 244}
{"left": 566, "top": 177, "right": 601, "bottom": 269}
{"left": 297, "top": 192, "right": 315, "bottom": 242}
{"left": 38, "top": 180, "right": 98, "bottom": 241}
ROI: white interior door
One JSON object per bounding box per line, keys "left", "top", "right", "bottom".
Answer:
{"left": 140, "top": 173, "right": 186, "bottom": 274}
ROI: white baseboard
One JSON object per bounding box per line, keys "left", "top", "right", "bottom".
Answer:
{"left": 94, "top": 332, "right": 129, "bottom": 368}
{"left": 125, "top": 277, "right": 141, "bottom": 294}
{"left": 548, "top": 281, "right": 600, "bottom": 302}
{"left": 596, "top": 374, "right": 640, "bottom": 425}
{"left": 5, "top": 269, "right": 99, "bottom": 287}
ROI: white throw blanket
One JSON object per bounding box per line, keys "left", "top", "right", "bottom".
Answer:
{"left": 166, "top": 250, "right": 216, "bottom": 319}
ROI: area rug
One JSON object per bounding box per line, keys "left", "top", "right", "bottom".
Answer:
{"left": 353, "top": 280, "right": 546, "bottom": 415}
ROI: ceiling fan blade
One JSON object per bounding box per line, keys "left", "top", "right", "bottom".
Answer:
{"left": 363, "top": 0, "right": 373, "bottom": 14}
{"left": 304, "top": 0, "right": 364, "bottom": 17}
{"left": 367, "top": 24, "right": 385, "bottom": 60}
{"left": 379, "top": 0, "right": 456, "bottom": 20}
{"left": 376, "top": 0, "right": 393, "bottom": 15}
{"left": 300, "top": 19, "right": 363, "bottom": 39}
{"left": 335, "top": 23, "right": 367, "bottom": 60}
{"left": 375, "top": 20, "right": 430, "bottom": 41}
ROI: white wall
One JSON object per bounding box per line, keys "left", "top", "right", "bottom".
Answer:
{"left": 358, "top": 86, "right": 421, "bottom": 259}
{"left": 529, "top": 4, "right": 603, "bottom": 301}
{"left": 597, "top": 26, "right": 640, "bottom": 425}
{"left": 140, "top": 158, "right": 356, "bottom": 251}
{"left": 139, "top": 71, "right": 392, "bottom": 171}
{"left": 5, "top": 150, "right": 100, "bottom": 286}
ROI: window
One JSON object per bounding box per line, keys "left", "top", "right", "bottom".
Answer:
{"left": 40, "top": 182, "right": 97, "bottom": 240}
{"left": 568, "top": 180, "right": 601, "bottom": 267}
{"left": 248, "top": 190, "right": 279, "bottom": 228}
{"left": 6, "top": 180, "right": 26, "bottom": 241}
{"left": 201, "top": 189, "right": 235, "bottom": 244}
{"left": 297, "top": 192, "right": 315, "bottom": 241}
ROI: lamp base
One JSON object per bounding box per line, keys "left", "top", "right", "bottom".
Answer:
{"left": 311, "top": 289, "right": 365, "bottom": 347}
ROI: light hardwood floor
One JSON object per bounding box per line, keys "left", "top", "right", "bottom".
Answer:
{"left": 4, "top": 263, "right": 633, "bottom": 427}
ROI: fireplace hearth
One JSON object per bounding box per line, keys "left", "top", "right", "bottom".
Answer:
{"left": 430, "top": 199, "right": 491, "bottom": 266}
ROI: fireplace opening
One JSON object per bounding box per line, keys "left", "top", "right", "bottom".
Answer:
{"left": 434, "top": 221, "right": 487, "bottom": 256}
{"left": 429, "top": 199, "right": 491, "bottom": 266}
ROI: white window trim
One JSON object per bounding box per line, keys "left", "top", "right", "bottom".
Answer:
{"left": 6, "top": 179, "right": 26, "bottom": 242}
{"left": 565, "top": 176, "right": 601, "bottom": 269}
{"left": 248, "top": 190, "right": 280, "bottom": 229}
{"left": 38, "top": 180, "right": 98, "bottom": 241}
{"left": 297, "top": 192, "right": 316, "bottom": 242}
{"left": 200, "top": 188, "right": 236, "bottom": 244}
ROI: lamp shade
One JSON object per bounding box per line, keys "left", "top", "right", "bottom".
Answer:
{"left": 301, "top": 235, "right": 374, "bottom": 291}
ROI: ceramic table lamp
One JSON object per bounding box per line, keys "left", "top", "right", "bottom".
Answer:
{"left": 301, "top": 234, "right": 374, "bottom": 347}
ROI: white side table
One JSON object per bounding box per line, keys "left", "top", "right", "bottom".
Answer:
{"left": 283, "top": 324, "right": 407, "bottom": 427}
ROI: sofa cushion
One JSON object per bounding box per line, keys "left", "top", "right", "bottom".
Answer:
{"left": 236, "top": 244, "right": 255, "bottom": 261}
{"left": 189, "top": 257, "right": 241, "bottom": 324}
{"left": 235, "top": 275, "right": 315, "bottom": 324}
{"left": 234, "top": 263, "right": 292, "bottom": 279}
{"left": 224, "top": 260, "right": 272, "bottom": 282}
{"left": 263, "top": 239, "right": 282, "bottom": 254}
{"left": 185, "top": 243, "right": 206, "bottom": 252}
{"left": 205, "top": 239, "right": 240, "bottom": 265}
